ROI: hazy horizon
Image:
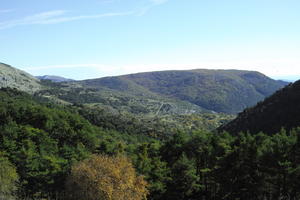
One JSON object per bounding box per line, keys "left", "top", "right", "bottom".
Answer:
{"left": 29, "top": 67, "right": 300, "bottom": 82}
{"left": 4, "top": 62, "right": 298, "bottom": 82}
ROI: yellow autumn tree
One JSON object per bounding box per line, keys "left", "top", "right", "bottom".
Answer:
{"left": 65, "top": 154, "right": 148, "bottom": 200}
{"left": 0, "top": 154, "right": 19, "bottom": 200}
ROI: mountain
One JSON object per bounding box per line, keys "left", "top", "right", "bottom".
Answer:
{"left": 0, "top": 63, "right": 287, "bottom": 114}
{"left": 36, "top": 75, "right": 73, "bottom": 82}
{"left": 218, "top": 80, "right": 300, "bottom": 135}
{"left": 77, "top": 69, "right": 288, "bottom": 113}
{"left": 38, "top": 77, "right": 208, "bottom": 115}
{"left": 0, "top": 63, "right": 42, "bottom": 93}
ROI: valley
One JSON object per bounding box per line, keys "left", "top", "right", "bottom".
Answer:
{"left": 0, "top": 62, "right": 299, "bottom": 200}
{"left": 1, "top": 1, "right": 299, "bottom": 199}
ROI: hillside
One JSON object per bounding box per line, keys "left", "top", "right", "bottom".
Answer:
{"left": 0, "top": 63, "right": 42, "bottom": 93}
{"left": 0, "top": 63, "right": 287, "bottom": 115}
{"left": 78, "top": 69, "right": 287, "bottom": 113}
{"left": 0, "top": 63, "right": 235, "bottom": 134}
{"left": 219, "top": 80, "right": 300, "bottom": 135}
{"left": 2, "top": 87, "right": 300, "bottom": 200}
{"left": 38, "top": 77, "right": 208, "bottom": 115}
{"left": 77, "top": 104, "right": 234, "bottom": 139}
{"left": 0, "top": 88, "right": 109, "bottom": 196}
{"left": 0, "top": 68, "right": 299, "bottom": 200}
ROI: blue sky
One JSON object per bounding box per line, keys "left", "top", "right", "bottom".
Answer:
{"left": 1, "top": 0, "right": 300, "bottom": 80}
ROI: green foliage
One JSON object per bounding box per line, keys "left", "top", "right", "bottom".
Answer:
{"left": 0, "top": 88, "right": 114, "bottom": 198}
{"left": 0, "top": 87, "right": 299, "bottom": 200}
{"left": 129, "top": 142, "right": 170, "bottom": 200}
{"left": 76, "top": 105, "right": 234, "bottom": 139}
{"left": 219, "top": 80, "right": 300, "bottom": 135}
{"left": 158, "top": 129, "right": 300, "bottom": 200}
{"left": 113, "top": 69, "right": 286, "bottom": 113}
{"left": 165, "top": 153, "right": 199, "bottom": 200}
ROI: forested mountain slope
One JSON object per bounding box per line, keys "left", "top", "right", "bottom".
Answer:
{"left": 0, "top": 88, "right": 102, "bottom": 196}
{"left": 0, "top": 88, "right": 150, "bottom": 198}
{"left": 38, "top": 78, "right": 208, "bottom": 115}
{"left": 0, "top": 63, "right": 235, "bottom": 134}
{"left": 219, "top": 80, "right": 300, "bottom": 134}
{"left": 79, "top": 69, "right": 287, "bottom": 113}
{"left": 0, "top": 73, "right": 299, "bottom": 200}
{"left": 0, "top": 63, "right": 287, "bottom": 114}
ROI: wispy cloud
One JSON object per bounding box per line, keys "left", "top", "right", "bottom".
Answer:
{"left": 0, "top": 0, "right": 168, "bottom": 30}
{"left": 0, "top": 10, "right": 133, "bottom": 30}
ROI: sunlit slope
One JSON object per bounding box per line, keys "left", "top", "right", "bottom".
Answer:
{"left": 0, "top": 63, "right": 42, "bottom": 93}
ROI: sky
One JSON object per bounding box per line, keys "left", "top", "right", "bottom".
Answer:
{"left": 1, "top": 0, "right": 300, "bottom": 80}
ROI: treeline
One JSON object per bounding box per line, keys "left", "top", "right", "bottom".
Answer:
{"left": 153, "top": 130, "right": 300, "bottom": 200}
{"left": 0, "top": 88, "right": 300, "bottom": 200}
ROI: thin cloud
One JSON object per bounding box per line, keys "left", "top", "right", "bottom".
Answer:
{"left": 0, "top": 0, "right": 168, "bottom": 30}
{"left": 0, "top": 10, "right": 133, "bottom": 30}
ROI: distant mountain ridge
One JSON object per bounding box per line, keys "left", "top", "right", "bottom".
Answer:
{"left": 78, "top": 69, "right": 288, "bottom": 113}
{"left": 218, "top": 80, "right": 300, "bottom": 134}
{"left": 0, "top": 62, "right": 288, "bottom": 114}
{"left": 36, "top": 75, "right": 73, "bottom": 82}
{"left": 273, "top": 75, "right": 300, "bottom": 82}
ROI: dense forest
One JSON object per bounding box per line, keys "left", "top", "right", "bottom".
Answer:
{"left": 219, "top": 80, "right": 300, "bottom": 135}
{"left": 0, "top": 87, "right": 300, "bottom": 200}
{"left": 1, "top": 0, "right": 298, "bottom": 198}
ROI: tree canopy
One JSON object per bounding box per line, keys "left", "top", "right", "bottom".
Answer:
{"left": 66, "top": 154, "right": 148, "bottom": 200}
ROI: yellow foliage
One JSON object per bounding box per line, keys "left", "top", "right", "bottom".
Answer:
{"left": 66, "top": 154, "right": 148, "bottom": 200}
{"left": 0, "top": 154, "right": 19, "bottom": 199}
